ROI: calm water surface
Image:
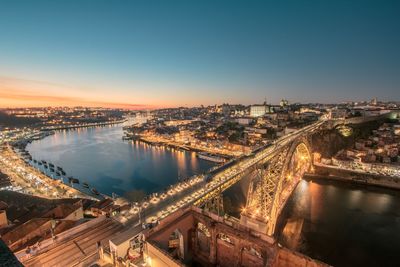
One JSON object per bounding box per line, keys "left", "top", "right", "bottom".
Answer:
{"left": 26, "top": 124, "right": 215, "bottom": 197}
{"left": 278, "top": 179, "right": 400, "bottom": 267}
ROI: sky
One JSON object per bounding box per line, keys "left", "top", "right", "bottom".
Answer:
{"left": 0, "top": 0, "right": 399, "bottom": 109}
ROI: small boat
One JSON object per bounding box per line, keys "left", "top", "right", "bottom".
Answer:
{"left": 49, "top": 163, "right": 54, "bottom": 168}
{"left": 68, "top": 177, "right": 79, "bottom": 184}
{"left": 57, "top": 166, "right": 63, "bottom": 171}
{"left": 55, "top": 171, "right": 61, "bottom": 176}
{"left": 61, "top": 170, "right": 66, "bottom": 175}
{"left": 44, "top": 165, "right": 48, "bottom": 169}
{"left": 41, "top": 160, "right": 47, "bottom": 164}
{"left": 91, "top": 188, "right": 100, "bottom": 195}
{"left": 50, "top": 168, "right": 55, "bottom": 172}
{"left": 38, "top": 162, "right": 43, "bottom": 165}
{"left": 82, "top": 182, "right": 89, "bottom": 188}
{"left": 33, "top": 160, "right": 37, "bottom": 163}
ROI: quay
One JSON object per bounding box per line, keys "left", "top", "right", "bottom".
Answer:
{"left": 40, "top": 119, "right": 127, "bottom": 131}
{"left": 310, "top": 163, "right": 400, "bottom": 190}
{"left": 128, "top": 137, "right": 233, "bottom": 162}
{"left": 0, "top": 145, "right": 97, "bottom": 200}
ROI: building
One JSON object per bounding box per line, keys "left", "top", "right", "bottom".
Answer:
{"left": 135, "top": 206, "right": 328, "bottom": 267}
{"left": 250, "top": 104, "right": 273, "bottom": 117}
{"left": 328, "top": 108, "right": 348, "bottom": 119}
{"left": 0, "top": 201, "right": 9, "bottom": 228}
{"left": 280, "top": 99, "right": 289, "bottom": 108}
{"left": 236, "top": 117, "right": 253, "bottom": 125}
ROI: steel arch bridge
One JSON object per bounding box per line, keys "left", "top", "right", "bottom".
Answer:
{"left": 240, "top": 138, "right": 312, "bottom": 235}
{"left": 192, "top": 121, "right": 327, "bottom": 236}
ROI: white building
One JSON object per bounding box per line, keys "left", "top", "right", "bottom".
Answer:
{"left": 250, "top": 105, "right": 272, "bottom": 117}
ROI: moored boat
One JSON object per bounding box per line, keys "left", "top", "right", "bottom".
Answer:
{"left": 91, "top": 188, "right": 100, "bottom": 195}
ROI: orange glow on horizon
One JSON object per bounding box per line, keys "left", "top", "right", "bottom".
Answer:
{"left": 0, "top": 76, "right": 179, "bottom": 109}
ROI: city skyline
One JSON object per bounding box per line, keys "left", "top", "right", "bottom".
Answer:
{"left": 1, "top": 0, "right": 400, "bottom": 108}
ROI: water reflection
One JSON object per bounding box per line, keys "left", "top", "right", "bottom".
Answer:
{"left": 26, "top": 125, "right": 215, "bottom": 198}
{"left": 278, "top": 178, "right": 400, "bottom": 267}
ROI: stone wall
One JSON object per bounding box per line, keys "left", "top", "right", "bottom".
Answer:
{"left": 273, "top": 247, "right": 330, "bottom": 267}
{"left": 313, "top": 165, "right": 400, "bottom": 190}
{"left": 145, "top": 207, "right": 329, "bottom": 267}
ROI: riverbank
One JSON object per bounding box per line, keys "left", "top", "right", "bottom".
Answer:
{"left": 41, "top": 119, "right": 126, "bottom": 131}
{"left": 307, "top": 164, "right": 400, "bottom": 190}
{"left": 129, "top": 137, "right": 231, "bottom": 163}
{"left": 0, "top": 145, "right": 97, "bottom": 200}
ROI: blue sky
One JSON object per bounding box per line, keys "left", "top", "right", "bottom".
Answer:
{"left": 0, "top": 0, "right": 399, "bottom": 108}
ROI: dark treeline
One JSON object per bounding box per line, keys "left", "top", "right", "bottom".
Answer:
{"left": 0, "top": 111, "right": 41, "bottom": 128}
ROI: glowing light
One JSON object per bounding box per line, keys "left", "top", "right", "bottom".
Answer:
{"left": 147, "top": 256, "right": 152, "bottom": 266}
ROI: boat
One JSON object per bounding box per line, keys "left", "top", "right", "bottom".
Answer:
{"left": 197, "top": 152, "right": 225, "bottom": 163}
{"left": 44, "top": 165, "right": 48, "bottom": 169}
{"left": 55, "top": 171, "right": 61, "bottom": 176}
{"left": 82, "top": 182, "right": 89, "bottom": 188}
{"left": 57, "top": 166, "right": 63, "bottom": 171}
{"left": 38, "top": 162, "right": 43, "bottom": 165}
{"left": 41, "top": 160, "right": 47, "bottom": 164}
{"left": 49, "top": 163, "right": 54, "bottom": 168}
{"left": 67, "top": 176, "right": 79, "bottom": 184}
{"left": 33, "top": 159, "right": 37, "bottom": 163}
{"left": 91, "top": 188, "right": 100, "bottom": 195}
{"left": 50, "top": 168, "right": 55, "bottom": 172}
{"left": 61, "top": 170, "right": 66, "bottom": 175}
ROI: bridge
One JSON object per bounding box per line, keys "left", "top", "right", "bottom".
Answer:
{"left": 22, "top": 113, "right": 395, "bottom": 265}
{"left": 116, "top": 119, "right": 326, "bottom": 237}
{"left": 193, "top": 120, "right": 324, "bottom": 235}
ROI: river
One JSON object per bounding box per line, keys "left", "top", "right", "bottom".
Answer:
{"left": 25, "top": 124, "right": 215, "bottom": 198}
{"left": 222, "top": 176, "right": 400, "bottom": 267}
{"left": 26, "top": 125, "right": 400, "bottom": 266}
{"left": 277, "top": 178, "right": 400, "bottom": 267}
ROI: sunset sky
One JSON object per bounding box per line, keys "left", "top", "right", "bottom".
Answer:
{"left": 1, "top": 0, "right": 399, "bottom": 109}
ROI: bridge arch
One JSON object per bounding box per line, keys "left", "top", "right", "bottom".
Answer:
{"left": 266, "top": 138, "right": 312, "bottom": 235}
{"left": 241, "top": 137, "right": 313, "bottom": 236}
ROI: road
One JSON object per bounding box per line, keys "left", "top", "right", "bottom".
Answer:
{"left": 114, "top": 120, "right": 325, "bottom": 227}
